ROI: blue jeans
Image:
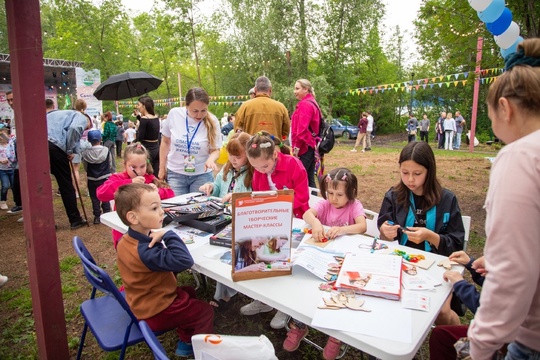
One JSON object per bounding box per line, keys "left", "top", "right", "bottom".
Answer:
{"left": 506, "top": 342, "right": 540, "bottom": 360}
{"left": 167, "top": 169, "right": 213, "bottom": 196}
{"left": 454, "top": 132, "right": 462, "bottom": 149}
{"left": 0, "top": 169, "right": 14, "bottom": 201}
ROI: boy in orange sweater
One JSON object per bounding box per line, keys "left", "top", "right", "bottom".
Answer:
{"left": 115, "top": 183, "right": 213, "bottom": 357}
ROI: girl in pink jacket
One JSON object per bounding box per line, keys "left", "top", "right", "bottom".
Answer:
{"left": 97, "top": 143, "right": 175, "bottom": 248}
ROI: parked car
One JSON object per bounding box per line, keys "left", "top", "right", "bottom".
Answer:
{"left": 329, "top": 118, "right": 358, "bottom": 139}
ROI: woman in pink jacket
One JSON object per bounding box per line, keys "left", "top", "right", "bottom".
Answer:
{"left": 291, "top": 79, "right": 321, "bottom": 188}
{"left": 97, "top": 143, "right": 175, "bottom": 248}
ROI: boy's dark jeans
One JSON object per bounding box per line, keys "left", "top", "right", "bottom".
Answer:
{"left": 88, "top": 178, "right": 111, "bottom": 217}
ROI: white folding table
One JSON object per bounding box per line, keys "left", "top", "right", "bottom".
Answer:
{"left": 101, "top": 194, "right": 458, "bottom": 360}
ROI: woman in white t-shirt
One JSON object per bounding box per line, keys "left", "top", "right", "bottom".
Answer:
{"left": 158, "top": 87, "right": 222, "bottom": 195}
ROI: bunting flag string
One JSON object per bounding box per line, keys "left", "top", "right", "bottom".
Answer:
{"left": 346, "top": 67, "right": 504, "bottom": 96}
{"left": 116, "top": 94, "right": 250, "bottom": 107}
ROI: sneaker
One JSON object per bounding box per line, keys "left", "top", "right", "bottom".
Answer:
{"left": 240, "top": 300, "right": 273, "bottom": 315}
{"left": 17, "top": 217, "right": 23, "bottom": 223}
{"left": 270, "top": 310, "right": 289, "bottom": 329}
{"left": 0, "top": 201, "right": 7, "bottom": 210}
{"left": 175, "top": 341, "right": 193, "bottom": 357}
{"left": 0, "top": 275, "right": 8, "bottom": 288}
{"left": 70, "top": 219, "right": 88, "bottom": 230}
{"left": 350, "top": 149, "right": 357, "bottom": 152}
{"left": 93, "top": 217, "right": 101, "bottom": 225}
{"left": 283, "top": 325, "right": 309, "bottom": 352}
{"left": 323, "top": 337, "right": 342, "bottom": 360}
{"left": 7, "top": 205, "right": 22, "bottom": 214}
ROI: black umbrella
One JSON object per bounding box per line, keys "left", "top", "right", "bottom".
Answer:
{"left": 93, "top": 71, "right": 163, "bottom": 100}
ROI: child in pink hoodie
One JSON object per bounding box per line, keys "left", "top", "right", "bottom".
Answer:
{"left": 97, "top": 143, "right": 175, "bottom": 248}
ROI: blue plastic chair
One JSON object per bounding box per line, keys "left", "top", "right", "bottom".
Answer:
{"left": 139, "top": 320, "right": 170, "bottom": 360}
{"left": 72, "top": 236, "right": 145, "bottom": 359}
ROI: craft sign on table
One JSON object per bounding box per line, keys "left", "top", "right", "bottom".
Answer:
{"left": 231, "top": 190, "right": 294, "bottom": 281}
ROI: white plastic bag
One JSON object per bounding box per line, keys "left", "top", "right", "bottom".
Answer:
{"left": 192, "top": 334, "right": 278, "bottom": 360}
{"left": 466, "top": 131, "right": 480, "bottom": 146}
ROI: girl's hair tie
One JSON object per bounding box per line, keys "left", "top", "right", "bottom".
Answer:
{"left": 136, "top": 143, "right": 142, "bottom": 149}
{"left": 341, "top": 174, "right": 348, "bottom": 181}
{"left": 278, "top": 142, "right": 284, "bottom": 148}
{"left": 251, "top": 143, "right": 257, "bottom": 148}
{"left": 325, "top": 174, "right": 332, "bottom": 183}
{"left": 260, "top": 142, "right": 272, "bottom": 149}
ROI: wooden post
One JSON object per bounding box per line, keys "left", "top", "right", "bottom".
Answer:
{"left": 5, "top": 0, "right": 69, "bottom": 358}
{"left": 470, "top": 37, "right": 483, "bottom": 153}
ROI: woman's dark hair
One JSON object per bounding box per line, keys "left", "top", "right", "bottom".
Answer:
{"left": 246, "top": 131, "right": 291, "bottom": 160}
{"left": 222, "top": 132, "right": 253, "bottom": 188}
{"left": 185, "top": 87, "right": 218, "bottom": 150}
{"left": 319, "top": 167, "right": 358, "bottom": 202}
{"left": 138, "top": 96, "right": 155, "bottom": 116}
{"left": 393, "top": 141, "right": 442, "bottom": 208}
{"left": 237, "top": 242, "right": 257, "bottom": 268}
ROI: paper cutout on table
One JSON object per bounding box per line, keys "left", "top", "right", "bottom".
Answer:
{"left": 304, "top": 235, "right": 331, "bottom": 248}
{"left": 311, "top": 294, "right": 413, "bottom": 343}
{"left": 401, "top": 290, "right": 430, "bottom": 312}
{"left": 404, "top": 256, "right": 435, "bottom": 270}
{"left": 437, "top": 259, "right": 459, "bottom": 269}
{"left": 401, "top": 272, "right": 435, "bottom": 291}
{"left": 317, "top": 292, "right": 371, "bottom": 312}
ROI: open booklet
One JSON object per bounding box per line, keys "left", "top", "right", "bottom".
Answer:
{"left": 335, "top": 252, "right": 403, "bottom": 300}
{"left": 291, "top": 243, "right": 345, "bottom": 281}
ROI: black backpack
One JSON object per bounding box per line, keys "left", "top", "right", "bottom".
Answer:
{"left": 307, "top": 100, "right": 335, "bottom": 155}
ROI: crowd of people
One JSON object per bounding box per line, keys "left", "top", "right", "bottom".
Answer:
{"left": 2, "top": 38, "right": 540, "bottom": 359}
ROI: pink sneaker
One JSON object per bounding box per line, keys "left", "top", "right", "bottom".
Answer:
{"left": 283, "top": 325, "right": 308, "bottom": 352}
{"left": 323, "top": 337, "right": 342, "bottom": 360}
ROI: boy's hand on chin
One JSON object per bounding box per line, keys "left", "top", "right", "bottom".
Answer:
{"left": 148, "top": 229, "right": 168, "bottom": 248}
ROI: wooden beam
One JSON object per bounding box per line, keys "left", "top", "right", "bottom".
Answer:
{"left": 5, "top": 0, "right": 69, "bottom": 358}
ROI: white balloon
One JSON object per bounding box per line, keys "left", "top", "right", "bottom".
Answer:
{"left": 495, "top": 22, "right": 520, "bottom": 49}
{"left": 469, "top": 0, "right": 492, "bottom": 12}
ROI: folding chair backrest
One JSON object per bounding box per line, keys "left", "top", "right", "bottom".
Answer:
{"left": 364, "top": 209, "right": 380, "bottom": 238}
{"left": 139, "top": 320, "right": 170, "bottom": 360}
{"left": 72, "top": 236, "right": 137, "bottom": 323}
{"left": 461, "top": 215, "right": 471, "bottom": 252}
{"left": 308, "top": 187, "right": 323, "bottom": 208}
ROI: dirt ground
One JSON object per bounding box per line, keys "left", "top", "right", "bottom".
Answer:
{"left": 0, "top": 134, "right": 494, "bottom": 359}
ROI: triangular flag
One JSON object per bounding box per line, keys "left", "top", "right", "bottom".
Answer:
{"left": 454, "top": 81, "right": 459, "bottom": 87}
{"left": 462, "top": 80, "right": 467, "bottom": 86}
{"left": 446, "top": 82, "right": 450, "bottom": 87}
{"left": 454, "top": 74, "right": 459, "bottom": 80}
{"left": 446, "top": 75, "right": 451, "bottom": 81}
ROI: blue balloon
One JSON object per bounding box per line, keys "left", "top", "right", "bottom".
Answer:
{"left": 486, "top": 7, "right": 512, "bottom": 35}
{"left": 477, "top": 0, "right": 505, "bottom": 23}
{"left": 500, "top": 36, "right": 524, "bottom": 59}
